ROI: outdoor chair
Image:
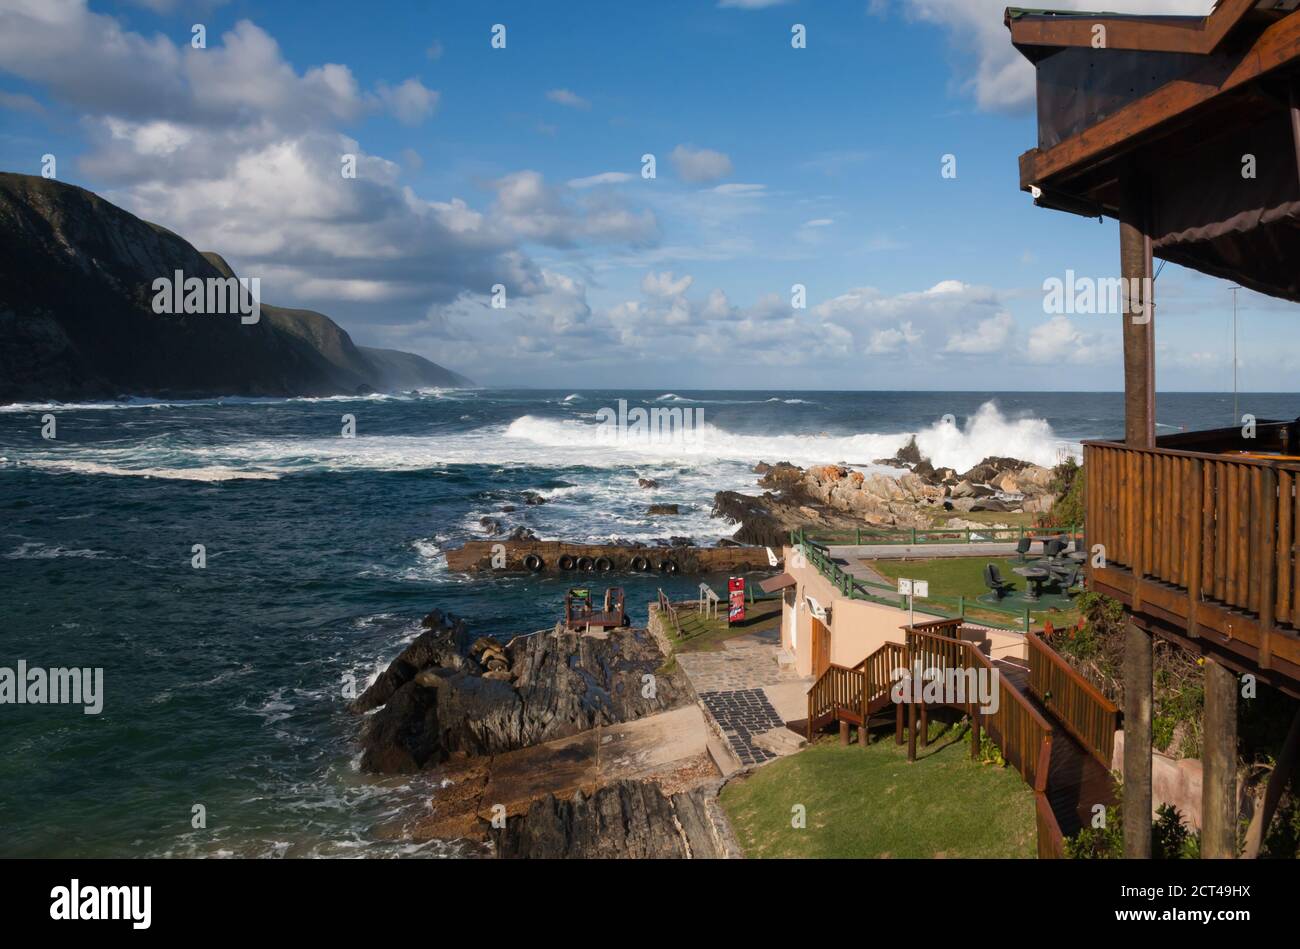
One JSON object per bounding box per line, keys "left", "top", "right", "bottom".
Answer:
{"left": 1043, "top": 538, "right": 1066, "bottom": 559}
{"left": 984, "top": 563, "right": 1015, "bottom": 600}
{"left": 1049, "top": 563, "right": 1081, "bottom": 592}
{"left": 1015, "top": 536, "right": 1032, "bottom": 562}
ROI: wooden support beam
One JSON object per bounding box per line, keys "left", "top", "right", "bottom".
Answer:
{"left": 1120, "top": 177, "right": 1155, "bottom": 450}
{"left": 908, "top": 701, "right": 917, "bottom": 762}
{"left": 839, "top": 719, "right": 850, "bottom": 747}
{"left": 971, "top": 707, "right": 981, "bottom": 762}
{"left": 857, "top": 724, "right": 867, "bottom": 748}
{"left": 1124, "top": 617, "right": 1154, "bottom": 858}
{"left": 895, "top": 700, "right": 904, "bottom": 745}
{"left": 1202, "top": 657, "right": 1240, "bottom": 858}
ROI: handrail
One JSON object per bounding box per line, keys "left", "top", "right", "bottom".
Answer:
{"left": 905, "top": 627, "right": 1053, "bottom": 787}
{"left": 1027, "top": 630, "right": 1119, "bottom": 767}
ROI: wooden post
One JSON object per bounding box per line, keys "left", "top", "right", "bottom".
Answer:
{"left": 1119, "top": 176, "right": 1155, "bottom": 449}
{"left": 971, "top": 707, "right": 981, "bottom": 761}
{"left": 1202, "top": 657, "right": 1239, "bottom": 858}
{"left": 907, "top": 700, "right": 917, "bottom": 762}
{"left": 858, "top": 724, "right": 867, "bottom": 747}
{"left": 895, "top": 700, "right": 904, "bottom": 745}
{"left": 919, "top": 701, "right": 929, "bottom": 749}
{"left": 839, "top": 720, "right": 850, "bottom": 747}
{"left": 1123, "top": 616, "right": 1154, "bottom": 858}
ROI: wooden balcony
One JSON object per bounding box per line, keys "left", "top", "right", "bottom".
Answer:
{"left": 1084, "top": 437, "right": 1300, "bottom": 691}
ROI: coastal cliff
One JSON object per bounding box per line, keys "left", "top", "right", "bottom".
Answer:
{"left": 0, "top": 173, "right": 472, "bottom": 403}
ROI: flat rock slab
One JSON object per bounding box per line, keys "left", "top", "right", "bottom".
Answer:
{"left": 406, "top": 704, "right": 717, "bottom": 843}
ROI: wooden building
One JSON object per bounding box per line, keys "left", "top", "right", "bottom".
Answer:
{"left": 1006, "top": 1, "right": 1300, "bottom": 857}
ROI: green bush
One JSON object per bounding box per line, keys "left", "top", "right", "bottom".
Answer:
{"left": 1051, "top": 458, "right": 1084, "bottom": 528}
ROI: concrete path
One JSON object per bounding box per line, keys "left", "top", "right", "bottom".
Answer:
{"left": 676, "top": 632, "right": 814, "bottom": 769}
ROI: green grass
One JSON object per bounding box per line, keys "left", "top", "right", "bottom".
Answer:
{"left": 720, "top": 729, "right": 1037, "bottom": 858}
{"left": 869, "top": 556, "right": 1080, "bottom": 628}
{"left": 668, "top": 596, "right": 782, "bottom": 654}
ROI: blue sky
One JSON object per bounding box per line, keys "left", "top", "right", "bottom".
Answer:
{"left": 1, "top": 0, "right": 1290, "bottom": 391}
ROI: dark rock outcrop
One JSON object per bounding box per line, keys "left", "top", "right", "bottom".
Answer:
{"left": 490, "top": 780, "right": 721, "bottom": 859}
{"left": 0, "top": 173, "right": 472, "bottom": 402}
{"left": 354, "top": 617, "right": 690, "bottom": 774}
{"left": 646, "top": 503, "right": 679, "bottom": 516}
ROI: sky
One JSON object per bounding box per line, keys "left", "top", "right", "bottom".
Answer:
{"left": 0, "top": 0, "right": 1293, "bottom": 391}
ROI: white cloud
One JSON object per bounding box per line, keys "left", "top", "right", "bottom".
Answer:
{"left": 377, "top": 78, "right": 439, "bottom": 125}
{"left": 944, "top": 311, "right": 1012, "bottom": 353}
{"left": 899, "top": 0, "right": 1212, "bottom": 112}
{"left": 1026, "top": 314, "right": 1106, "bottom": 363}
{"left": 567, "top": 171, "right": 634, "bottom": 189}
{"left": 670, "top": 144, "right": 734, "bottom": 184}
{"left": 545, "top": 88, "right": 591, "bottom": 110}
{"left": 641, "top": 271, "right": 694, "bottom": 299}
{"left": 867, "top": 321, "right": 922, "bottom": 354}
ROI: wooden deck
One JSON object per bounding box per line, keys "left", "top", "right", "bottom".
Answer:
{"left": 1085, "top": 440, "right": 1300, "bottom": 694}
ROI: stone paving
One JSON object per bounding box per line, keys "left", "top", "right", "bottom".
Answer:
{"left": 675, "top": 635, "right": 801, "bottom": 693}
{"left": 676, "top": 632, "right": 811, "bottom": 767}
{"left": 696, "top": 688, "right": 786, "bottom": 766}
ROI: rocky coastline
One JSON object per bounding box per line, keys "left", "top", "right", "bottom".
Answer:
{"left": 712, "top": 438, "right": 1060, "bottom": 547}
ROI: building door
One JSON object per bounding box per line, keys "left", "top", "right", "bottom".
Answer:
{"left": 811, "top": 616, "right": 831, "bottom": 677}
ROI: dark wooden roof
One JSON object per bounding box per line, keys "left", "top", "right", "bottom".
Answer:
{"left": 1007, "top": 3, "right": 1300, "bottom": 302}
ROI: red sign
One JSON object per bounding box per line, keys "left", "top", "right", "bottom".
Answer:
{"left": 728, "top": 577, "right": 746, "bottom": 625}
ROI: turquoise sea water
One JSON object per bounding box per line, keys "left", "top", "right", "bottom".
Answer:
{"left": 2, "top": 388, "right": 1297, "bottom": 857}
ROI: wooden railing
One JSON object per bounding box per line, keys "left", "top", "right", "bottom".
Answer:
{"left": 806, "top": 663, "right": 865, "bottom": 740}
{"left": 1027, "top": 630, "right": 1119, "bottom": 767}
{"left": 858, "top": 641, "right": 906, "bottom": 712}
{"left": 904, "top": 626, "right": 1054, "bottom": 788}
{"left": 1085, "top": 442, "right": 1300, "bottom": 657}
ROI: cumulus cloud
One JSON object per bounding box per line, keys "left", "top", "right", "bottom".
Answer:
{"left": 899, "top": 0, "right": 1212, "bottom": 112}
{"left": 377, "top": 77, "right": 439, "bottom": 125}
{"left": 0, "top": 1, "right": 659, "bottom": 334}
{"left": 670, "top": 144, "right": 734, "bottom": 184}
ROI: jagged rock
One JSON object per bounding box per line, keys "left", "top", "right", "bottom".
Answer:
{"left": 500, "top": 505, "right": 517, "bottom": 513}
{"left": 647, "top": 504, "right": 679, "bottom": 516}
{"left": 1024, "top": 494, "right": 1056, "bottom": 514}
{"left": 895, "top": 437, "right": 924, "bottom": 465}
{"left": 479, "top": 516, "right": 504, "bottom": 536}
{"left": 971, "top": 498, "right": 1011, "bottom": 513}
{"left": 638, "top": 478, "right": 659, "bottom": 489}
{"left": 668, "top": 536, "right": 694, "bottom": 547}
{"left": 521, "top": 491, "right": 547, "bottom": 506}
{"left": 490, "top": 780, "right": 721, "bottom": 859}
{"left": 506, "top": 526, "right": 538, "bottom": 542}
{"left": 355, "top": 623, "right": 689, "bottom": 773}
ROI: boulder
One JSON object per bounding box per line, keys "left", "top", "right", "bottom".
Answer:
{"left": 521, "top": 491, "right": 547, "bottom": 506}
{"left": 647, "top": 504, "right": 680, "bottom": 516}
{"left": 637, "top": 478, "right": 659, "bottom": 489}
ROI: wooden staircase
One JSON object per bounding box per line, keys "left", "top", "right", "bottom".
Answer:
{"left": 805, "top": 619, "right": 1119, "bottom": 857}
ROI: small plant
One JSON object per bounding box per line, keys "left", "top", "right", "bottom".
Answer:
{"left": 978, "top": 733, "right": 1005, "bottom": 767}
{"left": 1152, "top": 803, "right": 1200, "bottom": 859}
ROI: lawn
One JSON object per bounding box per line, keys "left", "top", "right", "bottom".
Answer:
{"left": 720, "top": 729, "right": 1037, "bottom": 858}
{"left": 667, "top": 595, "right": 782, "bottom": 654}
{"left": 869, "top": 555, "right": 1080, "bottom": 628}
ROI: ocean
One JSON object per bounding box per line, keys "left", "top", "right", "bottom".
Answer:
{"left": 2, "top": 388, "right": 1298, "bottom": 857}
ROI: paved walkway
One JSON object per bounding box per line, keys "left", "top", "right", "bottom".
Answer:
{"left": 676, "top": 632, "right": 813, "bottom": 768}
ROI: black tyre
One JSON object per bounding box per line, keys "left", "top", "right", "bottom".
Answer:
{"left": 594, "top": 556, "right": 613, "bottom": 573}
{"left": 523, "top": 553, "right": 544, "bottom": 572}
{"left": 631, "top": 555, "right": 650, "bottom": 572}
{"left": 577, "top": 556, "right": 595, "bottom": 571}
{"left": 558, "top": 554, "right": 576, "bottom": 570}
